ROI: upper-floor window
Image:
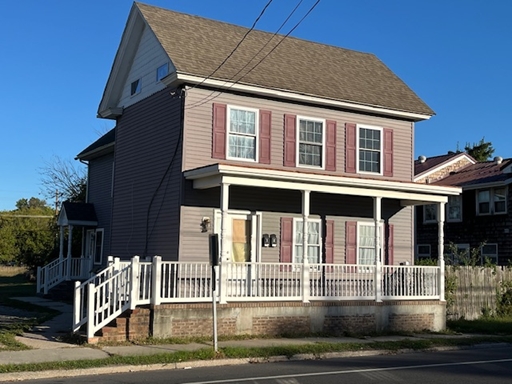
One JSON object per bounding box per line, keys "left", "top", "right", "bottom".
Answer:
{"left": 227, "top": 106, "right": 258, "bottom": 161}
{"left": 293, "top": 218, "right": 321, "bottom": 264}
{"left": 358, "top": 125, "right": 382, "bottom": 174}
{"left": 130, "top": 79, "right": 141, "bottom": 96}
{"left": 477, "top": 187, "right": 507, "bottom": 215}
{"left": 156, "top": 63, "right": 169, "bottom": 82}
{"left": 297, "top": 117, "right": 324, "bottom": 168}
{"left": 447, "top": 195, "right": 462, "bottom": 222}
{"left": 423, "top": 204, "right": 437, "bottom": 224}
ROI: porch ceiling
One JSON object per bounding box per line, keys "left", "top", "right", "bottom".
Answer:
{"left": 184, "top": 164, "right": 461, "bottom": 205}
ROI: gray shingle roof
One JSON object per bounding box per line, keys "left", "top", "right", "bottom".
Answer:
{"left": 136, "top": 2, "right": 434, "bottom": 117}
{"left": 76, "top": 128, "right": 115, "bottom": 161}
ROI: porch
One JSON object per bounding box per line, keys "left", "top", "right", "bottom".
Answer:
{"left": 73, "top": 256, "right": 444, "bottom": 341}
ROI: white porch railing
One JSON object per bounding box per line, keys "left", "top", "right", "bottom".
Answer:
{"left": 75, "top": 256, "right": 443, "bottom": 339}
{"left": 37, "top": 257, "right": 92, "bottom": 295}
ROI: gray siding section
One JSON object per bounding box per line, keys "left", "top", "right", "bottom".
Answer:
{"left": 183, "top": 88, "right": 414, "bottom": 182}
{"left": 180, "top": 186, "right": 413, "bottom": 264}
{"left": 88, "top": 153, "right": 114, "bottom": 258}
{"left": 111, "top": 88, "right": 183, "bottom": 260}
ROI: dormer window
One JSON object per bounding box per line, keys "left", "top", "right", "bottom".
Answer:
{"left": 156, "top": 63, "right": 169, "bottom": 82}
{"left": 131, "top": 79, "right": 141, "bottom": 96}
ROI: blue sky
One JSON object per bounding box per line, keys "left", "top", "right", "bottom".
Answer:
{"left": 1, "top": 0, "right": 510, "bottom": 211}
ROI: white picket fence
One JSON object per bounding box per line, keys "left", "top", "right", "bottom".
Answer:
{"left": 74, "top": 256, "right": 442, "bottom": 339}
{"left": 37, "top": 257, "right": 91, "bottom": 295}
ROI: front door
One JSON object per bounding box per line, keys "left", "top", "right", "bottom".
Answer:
{"left": 231, "top": 218, "right": 251, "bottom": 262}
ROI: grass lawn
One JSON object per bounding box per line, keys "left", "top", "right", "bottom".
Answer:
{"left": 0, "top": 266, "right": 59, "bottom": 350}
{"left": 448, "top": 316, "right": 512, "bottom": 335}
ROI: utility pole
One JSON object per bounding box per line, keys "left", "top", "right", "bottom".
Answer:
{"left": 55, "top": 189, "right": 59, "bottom": 215}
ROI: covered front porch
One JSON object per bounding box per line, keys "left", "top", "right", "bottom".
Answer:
{"left": 36, "top": 202, "right": 99, "bottom": 295}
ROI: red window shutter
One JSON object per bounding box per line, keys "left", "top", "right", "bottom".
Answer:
{"left": 325, "top": 120, "right": 337, "bottom": 171}
{"left": 345, "top": 221, "right": 357, "bottom": 264}
{"left": 259, "top": 110, "right": 272, "bottom": 164}
{"left": 345, "top": 123, "right": 356, "bottom": 173}
{"left": 212, "top": 103, "right": 227, "bottom": 159}
{"left": 283, "top": 114, "right": 296, "bottom": 167}
{"left": 383, "top": 128, "right": 393, "bottom": 177}
{"left": 280, "top": 217, "right": 293, "bottom": 263}
{"left": 386, "top": 224, "right": 394, "bottom": 265}
{"left": 325, "top": 220, "right": 334, "bottom": 264}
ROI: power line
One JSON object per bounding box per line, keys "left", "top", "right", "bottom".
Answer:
{"left": 186, "top": 0, "right": 321, "bottom": 111}
{"left": 185, "top": 0, "right": 274, "bottom": 95}
{"left": 185, "top": 0, "right": 305, "bottom": 110}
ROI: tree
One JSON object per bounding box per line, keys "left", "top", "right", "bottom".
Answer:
{"left": 464, "top": 137, "right": 495, "bottom": 162}
{"left": 0, "top": 199, "right": 55, "bottom": 267}
{"left": 40, "top": 156, "right": 87, "bottom": 204}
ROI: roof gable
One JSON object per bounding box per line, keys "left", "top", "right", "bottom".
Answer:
{"left": 99, "top": 2, "right": 434, "bottom": 120}
{"left": 414, "top": 152, "right": 476, "bottom": 183}
{"left": 57, "top": 202, "right": 98, "bottom": 226}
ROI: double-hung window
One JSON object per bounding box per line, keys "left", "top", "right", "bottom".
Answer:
{"left": 358, "top": 223, "right": 376, "bottom": 266}
{"left": 447, "top": 195, "right": 462, "bottom": 222}
{"left": 477, "top": 187, "right": 507, "bottom": 215}
{"left": 227, "top": 106, "right": 258, "bottom": 161}
{"left": 358, "top": 125, "right": 382, "bottom": 174}
{"left": 293, "top": 218, "right": 321, "bottom": 264}
{"left": 298, "top": 117, "right": 324, "bottom": 168}
{"left": 481, "top": 243, "right": 498, "bottom": 264}
{"left": 423, "top": 204, "right": 437, "bottom": 223}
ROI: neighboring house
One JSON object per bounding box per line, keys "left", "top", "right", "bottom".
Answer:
{"left": 415, "top": 153, "right": 512, "bottom": 265}
{"left": 40, "top": 2, "right": 462, "bottom": 340}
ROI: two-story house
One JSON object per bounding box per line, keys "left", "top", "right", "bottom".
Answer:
{"left": 415, "top": 152, "right": 512, "bottom": 265}
{"left": 42, "top": 2, "right": 461, "bottom": 341}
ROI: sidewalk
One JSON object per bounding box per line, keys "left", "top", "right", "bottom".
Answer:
{"left": 0, "top": 296, "right": 495, "bottom": 381}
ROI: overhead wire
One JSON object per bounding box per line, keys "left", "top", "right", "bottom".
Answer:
{"left": 185, "top": 0, "right": 321, "bottom": 111}
{"left": 185, "top": 0, "right": 305, "bottom": 110}
{"left": 184, "top": 0, "right": 274, "bottom": 95}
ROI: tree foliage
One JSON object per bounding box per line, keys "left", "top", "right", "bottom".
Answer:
{"left": 40, "top": 156, "right": 87, "bottom": 204}
{"left": 0, "top": 198, "right": 56, "bottom": 267}
{"left": 464, "top": 137, "right": 495, "bottom": 162}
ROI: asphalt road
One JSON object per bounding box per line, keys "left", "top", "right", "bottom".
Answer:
{"left": 25, "top": 345, "right": 512, "bottom": 384}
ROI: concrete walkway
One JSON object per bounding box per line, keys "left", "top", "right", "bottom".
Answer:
{"left": 0, "top": 296, "right": 500, "bottom": 382}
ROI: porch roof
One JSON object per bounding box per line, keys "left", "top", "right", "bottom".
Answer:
{"left": 184, "top": 164, "right": 461, "bottom": 205}
{"left": 57, "top": 202, "right": 98, "bottom": 227}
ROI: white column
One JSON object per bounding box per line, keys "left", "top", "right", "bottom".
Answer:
{"left": 66, "top": 225, "right": 73, "bottom": 280}
{"left": 219, "top": 182, "right": 230, "bottom": 304}
{"left": 438, "top": 202, "right": 446, "bottom": 301}
{"left": 374, "top": 197, "right": 382, "bottom": 302}
{"left": 302, "top": 190, "right": 310, "bottom": 303}
{"left": 59, "top": 226, "right": 64, "bottom": 261}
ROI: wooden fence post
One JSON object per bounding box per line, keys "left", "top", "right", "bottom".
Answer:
{"left": 130, "top": 256, "right": 140, "bottom": 310}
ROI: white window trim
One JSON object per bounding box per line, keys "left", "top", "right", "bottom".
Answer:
{"left": 417, "top": 244, "right": 431, "bottom": 258}
{"left": 292, "top": 217, "right": 322, "bottom": 264}
{"left": 356, "top": 221, "right": 382, "bottom": 266}
{"left": 226, "top": 105, "right": 259, "bottom": 163}
{"left": 296, "top": 116, "right": 326, "bottom": 170}
{"left": 156, "top": 63, "right": 169, "bottom": 82}
{"left": 423, "top": 204, "right": 438, "bottom": 224}
{"left": 356, "top": 124, "right": 383, "bottom": 176}
{"left": 446, "top": 195, "right": 462, "bottom": 222}
{"left": 481, "top": 243, "right": 498, "bottom": 264}
{"left": 130, "top": 79, "right": 141, "bottom": 96}
{"left": 476, "top": 187, "right": 508, "bottom": 216}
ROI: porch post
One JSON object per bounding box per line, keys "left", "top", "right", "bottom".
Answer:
{"left": 219, "top": 182, "right": 230, "bottom": 304}
{"left": 302, "top": 190, "right": 310, "bottom": 303}
{"left": 59, "top": 225, "right": 65, "bottom": 279}
{"left": 374, "top": 197, "right": 382, "bottom": 302}
{"left": 66, "top": 225, "right": 73, "bottom": 280}
{"left": 437, "top": 202, "right": 446, "bottom": 301}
